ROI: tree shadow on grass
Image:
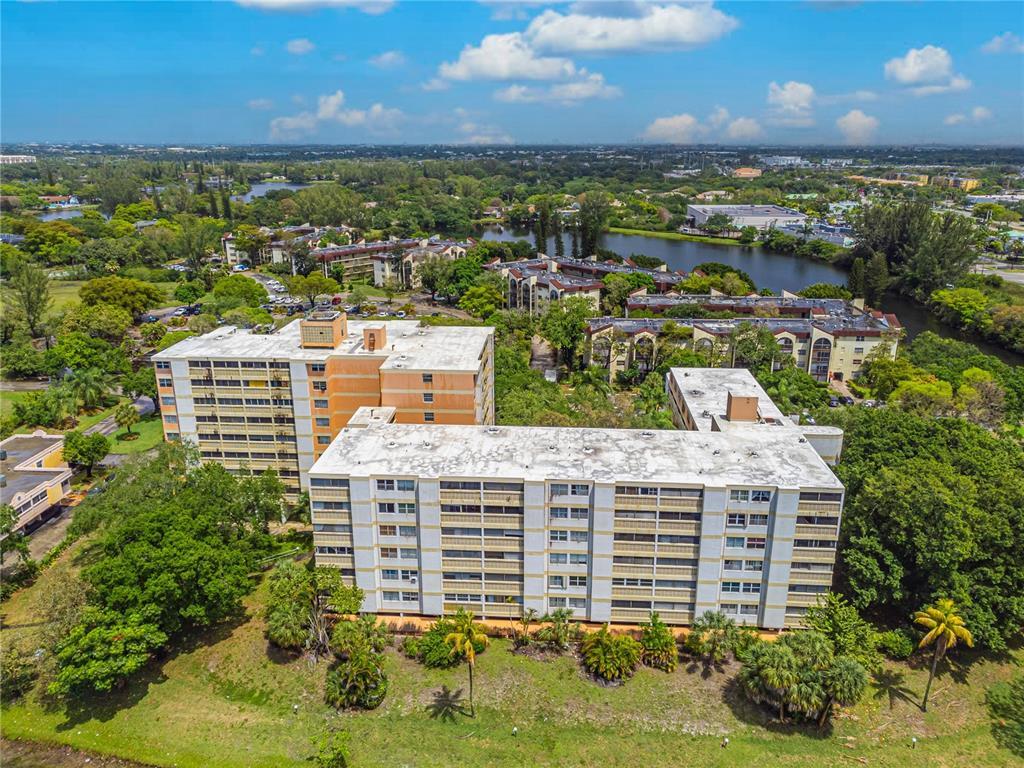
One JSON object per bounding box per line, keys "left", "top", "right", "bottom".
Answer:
{"left": 426, "top": 685, "right": 468, "bottom": 722}
{"left": 872, "top": 668, "right": 919, "bottom": 711}
{"left": 720, "top": 676, "right": 831, "bottom": 739}
{"left": 48, "top": 613, "right": 247, "bottom": 729}
{"left": 684, "top": 656, "right": 728, "bottom": 680}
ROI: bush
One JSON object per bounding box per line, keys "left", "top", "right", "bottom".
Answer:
{"left": 876, "top": 628, "right": 916, "bottom": 660}
{"left": 331, "top": 614, "right": 392, "bottom": 657}
{"left": 639, "top": 612, "right": 677, "bottom": 672}
{"left": 404, "top": 616, "right": 486, "bottom": 669}
{"left": 0, "top": 645, "right": 38, "bottom": 700}
{"left": 325, "top": 650, "right": 388, "bottom": 710}
{"left": 580, "top": 624, "right": 642, "bottom": 683}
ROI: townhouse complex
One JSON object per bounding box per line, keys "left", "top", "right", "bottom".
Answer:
{"left": 586, "top": 296, "right": 901, "bottom": 383}
{"left": 307, "top": 367, "right": 844, "bottom": 630}
{"left": 0, "top": 431, "right": 72, "bottom": 534}
{"left": 153, "top": 312, "right": 494, "bottom": 496}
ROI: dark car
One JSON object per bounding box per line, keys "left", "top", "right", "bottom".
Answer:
{"left": 839, "top": 396, "right": 855, "bottom": 405}
{"left": 828, "top": 396, "right": 840, "bottom": 408}
{"left": 141, "top": 314, "right": 159, "bottom": 323}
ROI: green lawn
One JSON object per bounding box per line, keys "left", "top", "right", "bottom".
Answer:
{"left": 608, "top": 227, "right": 754, "bottom": 247}
{"left": 48, "top": 280, "right": 180, "bottom": 317}
{"left": 108, "top": 415, "right": 164, "bottom": 455}
{"left": 1, "top": 551, "right": 1018, "bottom": 768}
{"left": 0, "top": 389, "right": 34, "bottom": 420}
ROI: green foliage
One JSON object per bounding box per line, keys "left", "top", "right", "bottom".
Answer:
{"left": 49, "top": 606, "right": 168, "bottom": 696}
{"left": 535, "top": 608, "right": 580, "bottom": 652}
{"left": 0, "top": 645, "right": 38, "bottom": 701}
{"left": 64, "top": 367, "right": 116, "bottom": 410}
{"left": 63, "top": 430, "right": 110, "bottom": 477}
{"left": 804, "top": 592, "right": 880, "bottom": 671}
{"left": 114, "top": 402, "right": 140, "bottom": 434}
{"left": 174, "top": 280, "right": 206, "bottom": 306}
{"left": 1, "top": 340, "right": 45, "bottom": 379}
{"left": 60, "top": 302, "right": 133, "bottom": 343}
{"left": 325, "top": 650, "right": 388, "bottom": 710}
{"left": 638, "top": 612, "right": 677, "bottom": 672}
{"left": 45, "top": 332, "right": 129, "bottom": 375}
{"left": 405, "top": 615, "right": 486, "bottom": 669}
{"left": 875, "top": 629, "right": 916, "bottom": 660}
{"left": 213, "top": 274, "right": 268, "bottom": 308}
{"left": 314, "top": 732, "right": 351, "bottom": 768}
{"left": 3, "top": 256, "right": 52, "bottom": 338}
{"left": 685, "top": 610, "right": 740, "bottom": 668}
{"left": 817, "top": 406, "right": 1024, "bottom": 650}
{"left": 458, "top": 283, "right": 503, "bottom": 318}
{"left": 986, "top": 674, "right": 1024, "bottom": 758}
{"left": 264, "top": 559, "right": 313, "bottom": 650}
{"left": 79, "top": 275, "right": 164, "bottom": 317}
{"left": 757, "top": 366, "right": 830, "bottom": 411}
{"left": 331, "top": 615, "right": 392, "bottom": 657}
{"left": 156, "top": 330, "right": 194, "bottom": 351}
{"left": 580, "top": 624, "right": 642, "bottom": 683}
{"left": 539, "top": 295, "right": 593, "bottom": 366}
{"left": 287, "top": 274, "right": 339, "bottom": 306}
{"left": 602, "top": 271, "right": 655, "bottom": 315}
{"left": 798, "top": 282, "right": 852, "bottom": 300}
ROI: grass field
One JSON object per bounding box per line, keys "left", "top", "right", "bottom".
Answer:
{"left": 0, "top": 390, "right": 34, "bottom": 420}
{"left": 48, "top": 281, "right": 179, "bottom": 317}
{"left": 1, "top": 545, "right": 1018, "bottom": 768}
{"left": 107, "top": 415, "right": 164, "bottom": 455}
{"left": 608, "top": 227, "right": 752, "bottom": 247}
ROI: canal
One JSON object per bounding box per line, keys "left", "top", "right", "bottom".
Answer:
{"left": 481, "top": 226, "right": 1024, "bottom": 365}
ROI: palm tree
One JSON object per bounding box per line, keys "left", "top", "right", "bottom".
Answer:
{"left": 115, "top": 402, "right": 139, "bottom": 436}
{"left": 819, "top": 657, "right": 869, "bottom": 727}
{"left": 914, "top": 598, "right": 973, "bottom": 712}
{"left": 65, "top": 368, "right": 114, "bottom": 412}
{"left": 444, "top": 609, "right": 489, "bottom": 717}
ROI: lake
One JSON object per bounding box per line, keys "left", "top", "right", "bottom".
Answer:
{"left": 481, "top": 226, "right": 1024, "bottom": 365}
{"left": 37, "top": 208, "right": 84, "bottom": 221}
{"left": 233, "top": 182, "right": 311, "bottom": 203}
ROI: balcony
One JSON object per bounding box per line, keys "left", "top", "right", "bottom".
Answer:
{"left": 613, "top": 518, "right": 657, "bottom": 533}
{"left": 794, "top": 524, "right": 839, "bottom": 538}
{"left": 612, "top": 543, "right": 658, "bottom": 557}
{"left": 482, "top": 537, "right": 523, "bottom": 551}
{"left": 614, "top": 495, "right": 659, "bottom": 510}
{"left": 482, "top": 560, "right": 523, "bottom": 574}
{"left": 656, "top": 520, "right": 700, "bottom": 535}
{"left": 441, "top": 513, "right": 482, "bottom": 525}
{"left": 440, "top": 558, "right": 481, "bottom": 570}
{"left": 441, "top": 536, "right": 481, "bottom": 548}
{"left": 609, "top": 608, "right": 651, "bottom": 623}
{"left": 612, "top": 586, "right": 654, "bottom": 600}
{"left": 656, "top": 544, "right": 699, "bottom": 558}
{"left": 440, "top": 490, "right": 481, "bottom": 504}
{"left": 611, "top": 564, "right": 655, "bottom": 578}
{"left": 483, "top": 581, "right": 523, "bottom": 596}
{"left": 658, "top": 497, "right": 701, "bottom": 511}
{"left": 483, "top": 491, "right": 523, "bottom": 505}
{"left": 788, "top": 570, "right": 834, "bottom": 585}
{"left": 797, "top": 501, "right": 843, "bottom": 513}
{"left": 786, "top": 591, "right": 824, "bottom": 607}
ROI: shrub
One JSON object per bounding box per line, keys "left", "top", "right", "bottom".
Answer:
{"left": 685, "top": 610, "right": 740, "bottom": 667}
{"left": 876, "top": 628, "right": 916, "bottom": 660}
{"left": 639, "top": 612, "right": 677, "bottom": 672}
{"left": 331, "top": 615, "right": 392, "bottom": 657}
{"left": 580, "top": 624, "right": 642, "bottom": 683}
{"left": 0, "top": 645, "right": 38, "bottom": 700}
{"left": 325, "top": 650, "right": 388, "bottom": 710}
{"left": 264, "top": 559, "right": 313, "bottom": 651}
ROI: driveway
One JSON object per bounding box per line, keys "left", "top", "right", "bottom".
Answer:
{"left": 85, "top": 397, "right": 154, "bottom": 437}
{"left": 0, "top": 379, "right": 49, "bottom": 392}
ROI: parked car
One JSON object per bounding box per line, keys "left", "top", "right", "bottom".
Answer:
{"left": 396, "top": 311, "right": 406, "bottom": 318}
{"left": 233, "top": 264, "right": 249, "bottom": 272}
{"left": 839, "top": 396, "right": 855, "bottom": 405}
{"left": 172, "top": 306, "right": 187, "bottom": 317}
{"left": 141, "top": 314, "right": 158, "bottom": 323}
{"left": 828, "top": 396, "right": 840, "bottom": 408}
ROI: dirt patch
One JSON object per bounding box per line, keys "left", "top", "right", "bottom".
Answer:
{"left": 2, "top": 739, "right": 159, "bottom": 768}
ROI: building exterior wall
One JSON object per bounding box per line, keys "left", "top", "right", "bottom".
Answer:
{"left": 309, "top": 468, "right": 842, "bottom": 630}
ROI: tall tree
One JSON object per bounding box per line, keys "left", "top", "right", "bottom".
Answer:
{"left": 444, "top": 609, "right": 489, "bottom": 717}
{"left": 914, "top": 598, "right": 973, "bottom": 712}
{"left": 115, "top": 402, "right": 139, "bottom": 436}
{"left": 4, "top": 257, "right": 52, "bottom": 342}
{"left": 847, "top": 257, "right": 866, "bottom": 297}
{"left": 551, "top": 212, "right": 565, "bottom": 259}
{"left": 578, "top": 193, "right": 610, "bottom": 257}
{"left": 864, "top": 251, "right": 890, "bottom": 307}
{"left": 571, "top": 225, "right": 580, "bottom": 259}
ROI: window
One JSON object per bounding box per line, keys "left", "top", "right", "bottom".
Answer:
{"left": 616, "top": 485, "right": 657, "bottom": 496}
{"left": 744, "top": 560, "right": 763, "bottom": 571}
{"left": 161, "top": 396, "right": 176, "bottom": 406}
{"left": 570, "top": 554, "right": 588, "bottom": 565}
{"left": 315, "top": 417, "right": 330, "bottom": 427}
{"left": 442, "top": 549, "right": 480, "bottom": 559}
{"left": 380, "top": 547, "right": 398, "bottom": 558}
{"left": 570, "top": 508, "right": 589, "bottom": 520}
{"left": 613, "top": 578, "right": 653, "bottom": 587}
{"left": 854, "top": 347, "right": 864, "bottom": 354}
{"left": 749, "top": 514, "right": 769, "bottom": 526}
{"left": 794, "top": 539, "right": 836, "bottom": 549}
{"left": 445, "top": 572, "right": 481, "bottom": 581}
{"left": 316, "top": 435, "right": 331, "bottom": 445}
{"left": 400, "top": 548, "right": 418, "bottom": 559}
{"left": 550, "top": 530, "right": 568, "bottom": 542}
{"left": 727, "top": 513, "right": 746, "bottom": 527}
{"left": 379, "top": 525, "right": 397, "bottom": 536}
{"left": 443, "top": 527, "right": 481, "bottom": 536}
{"left": 568, "top": 598, "right": 587, "bottom": 609}
{"left": 549, "top": 507, "right": 568, "bottom": 519}
{"left": 570, "top": 483, "right": 589, "bottom": 496}
{"left": 789, "top": 584, "right": 829, "bottom": 594}
{"left": 791, "top": 561, "right": 833, "bottom": 572}
{"left": 614, "top": 532, "right": 655, "bottom": 542}
{"left": 398, "top": 503, "right": 416, "bottom": 515}
{"left": 550, "top": 483, "right": 569, "bottom": 497}
{"left": 742, "top": 582, "right": 761, "bottom": 594}
{"left": 855, "top": 335, "right": 866, "bottom": 342}
{"left": 655, "top": 580, "right": 695, "bottom": 589}
{"left": 311, "top": 478, "right": 348, "bottom": 488}
{"left": 315, "top": 546, "right": 352, "bottom": 556}
{"left": 570, "top": 531, "right": 589, "bottom": 543}
{"left": 382, "top": 569, "right": 399, "bottom": 580}
{"left": 399, "top": 525, "right": 416, "bottom": 537}
{"left": 312, "top": 381, "right": 327, "bottom": 391}
{"left": 746, "top": 537, "right": 766, "bottom": 550}
{"left": 377, "top": 479, "right": 395, "bottom": 491}
{"left": 378, "top": 503, "right": 396, "bottom": 514}
{"left": 751, "top": 490, "right": 772, "bottom": 503}
{"left": 310, "top": 363, "right": 326, "bottom": 373}
{"left": 424, "top": 412, "right": 435, "bottom": 422}
{"left": 164, "top": 415, "right": 178, "bottom": 424}
{"left": 441, "top": 481, "right": 481, "bottom": 490}
{"left": 314, "top": 399, "right": 328, "bottom": 408}
{"left": 548, "top": 597, "right": 567, "bottom": 608}
{"left": 159, "top": 378, "right": 172, "bottom": 387}
{"left": 549, "top": 553, "right": 568, "bottom": 564}
{"left": 568, "top": 575, "right": 587, "bottom": 587}
{"left": 729, "top": 490, "right": 749, "bottom": 503}
{"left": 423, "top": 392, "right": 434, "bottom": 403}
{"left": 800, "top": 491, "right": 843, "bottom": 503}
{"left": 313, "top": 524, "right": 351, "bottom": 533}
{"left": 549, "top": 575, "right": 565, "bottom": 589}
{"left": 156, "top": 361, "right": 170, "bottom": 370}
{"left": 401, "top": 569, "right": 418, "bottom": 581}
{"left": 657, "top": 534, "right": 698, "bottom": 544}
{"left": 422, "top": 373, "right": 433, "bottom": 384}
{"left": 739, "top": 604, "right": 758, "bottom": 616}
{"left": 383, "top": 591, "right": 401, "bottom": 602}
{"left": 722, "top": 582, "right": 741, "bottom": 593}
{"left": 724, "top": 559, "right": 744, "bottom": 571}
{"left": 397, "top": 479, "right": 415, "bottom": 491}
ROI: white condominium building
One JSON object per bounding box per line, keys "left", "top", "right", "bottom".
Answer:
{"left": 309, "top": 371, "right": 844, "bottom": 630}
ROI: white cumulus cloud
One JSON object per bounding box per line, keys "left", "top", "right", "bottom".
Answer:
{"left": 884, "top": 45, "right": 970, "bottom": 96}
{"left": 369, "top": 50, "right": 406, "bottom": 69}
{"left": 524, "top": 3, "right": 739, "bottom": 54}
{"left": 972, "top": 105, "right": 993, "bottom": 121}
{"left": 439, "top": 32, "right": 577, "bottom": 81}
{"left": 248, "top": 98, "right": 274, "bottom": 110}
{"left": 944, "top": 113, "right": 966, "bottom": 126}
{"left": 981, "top": 32, "right": 1024, "bottom": 54}
{"left": 269, "top": 112, "right": 318, "bottom": 140}
{"left": 642, "top": 113, "right": 704, "bottom": 144}
{"left": 270, "top": 89, "right": 404, "bottom": 140}
{"left": 286, "top": 38, "right": 316, "bottom": 55}
{"left": 946, "top": 106, "right": 994, "bottom": 126}
{"left": 836, "top": 109, "right": 879, "bottom": 144}
{"left": 708, "top": 105, "right": 730, "bottom": 129}
{"left": 493, "top": 73, "right": 621, "bottom": 105}
{"left": 767, "top": 80, "right": 816, "bottom": 126}
{"left": 726, "top": 117, "right": 762, "bottom": 141}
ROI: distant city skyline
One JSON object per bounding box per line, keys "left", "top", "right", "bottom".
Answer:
{"left": 2, "top": 1, "right": 1022, "bottom": 146}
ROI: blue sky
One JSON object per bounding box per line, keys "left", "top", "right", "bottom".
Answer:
{"left": 2, "top": 1, "right": 1022, "bottom": 145}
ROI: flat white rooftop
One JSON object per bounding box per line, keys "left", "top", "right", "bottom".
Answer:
{"left": 153, "top": 319, "right": 492, "bottom": 372}
{"left": 310, "top": 422, "right": 842, "bottom": 490}
{"left": 668, "top": 368, "right": 788, "bottom": 431}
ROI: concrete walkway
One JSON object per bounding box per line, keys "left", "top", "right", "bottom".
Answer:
{"left": 84, "top": 397, "right": 154, "bottom": 437}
